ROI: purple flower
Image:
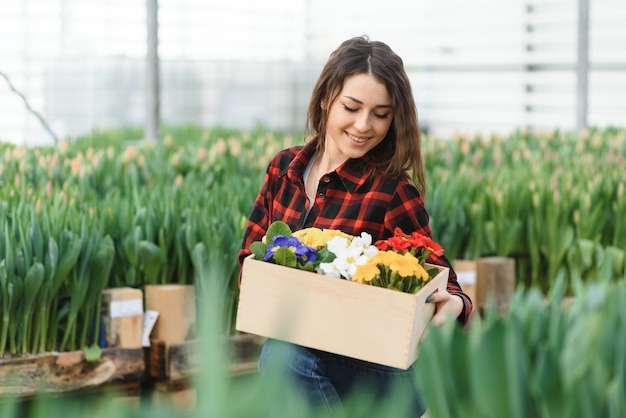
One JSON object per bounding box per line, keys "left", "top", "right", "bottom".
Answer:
{"left": 265, "top": 235, "right": 318, "bottom": 263}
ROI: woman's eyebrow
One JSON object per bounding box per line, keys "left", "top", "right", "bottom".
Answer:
{"left": 344, "top": 95, "right": 393, "bottom": 109}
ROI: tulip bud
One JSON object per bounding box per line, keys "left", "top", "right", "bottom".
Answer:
{"left": 197, "top": 147, "right": 207, "bottom": 164}
{"left": 57, "top": 140, "right": 69, "bottom": 155}
{"left": 174, "top": 174, "right": 184, "bottom": 187}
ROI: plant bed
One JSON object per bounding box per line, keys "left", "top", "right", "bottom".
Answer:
{"left": 0, "top": 347, "right": 145, "bottom": 398}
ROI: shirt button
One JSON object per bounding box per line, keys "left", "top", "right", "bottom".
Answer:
{"left": 322, "top": 176, "right": 331, "bottom": 183}
{"left": 317, "top": 192, "right": 325, "bottom": 200}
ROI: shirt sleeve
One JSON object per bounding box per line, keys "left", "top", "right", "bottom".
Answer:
{"left": 238, "top": 164, "right": 273, "bottom": 272}
{"left": 384, "top": 182, "right": 474, "bottom": 325}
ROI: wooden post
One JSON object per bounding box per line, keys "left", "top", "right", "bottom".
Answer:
{"left": 476, "top": 257, "right": 515, "bottom": 314}
{"left": 102, "top": 287, "right": 144, "bottom": 348}
{"left": 144, "top": 285, "right": 196, "bottom": 346}
{"left": 145, "top": 284, "right": 196, "bottom": 377}
{"left": 453, "top": 259, "right": 477, "bottom": 321}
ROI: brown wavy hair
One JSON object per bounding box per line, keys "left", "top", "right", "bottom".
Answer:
{"left": 304, "top": 35, "right": 425, "bottom": 195}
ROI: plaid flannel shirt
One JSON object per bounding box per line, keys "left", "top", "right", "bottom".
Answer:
{"left": 238, "top": 138, "right": 473, "bottom": 325}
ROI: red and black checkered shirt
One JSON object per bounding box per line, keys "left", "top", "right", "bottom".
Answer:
{"left": 238, "top": 138, "right": 473, "bottom": 324}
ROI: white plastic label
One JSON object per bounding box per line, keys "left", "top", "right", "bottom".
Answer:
{"left": 110, "top": 299, "right": 143, "bottom": 318}
{"left": 142, "top": 310, "right": 160, "bottom": 347}
{"left": 456, "top": 271, "right": 477, "bottom": 286}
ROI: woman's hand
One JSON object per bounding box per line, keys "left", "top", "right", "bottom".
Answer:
{"left": 426, "top": 291, "right": 464, "bottom": 325}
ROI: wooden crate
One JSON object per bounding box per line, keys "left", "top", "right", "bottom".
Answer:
{"left": 236, "top": 256, "right": 448, "bottom": 370}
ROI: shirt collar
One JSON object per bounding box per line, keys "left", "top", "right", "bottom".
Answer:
{"left": 285, "top": 137, "right": 373, "bottom": 193}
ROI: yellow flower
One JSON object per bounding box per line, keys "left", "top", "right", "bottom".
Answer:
{"left": 389, "top": 253, "right": 429, "bottom": 280}
{"left": 294, "top": 227, "right": 325, "bottom": 248}
{"left": 323, "top": 229, "right": 352, "bottom": 240}
{"left": 294, "top": 228, "right": 351, "bottom": 249}
{"left": 353, "top": 263, "right": 380, "bottom": 283}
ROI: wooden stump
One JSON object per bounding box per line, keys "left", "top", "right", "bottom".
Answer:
{"left": 146, "top": 333, "right": 264, "bottom": 415}
{"left": 453, "top": 259, "right": 478, "bottom": 322}
{"left": 0, "top": 348, "right": 145, "bottom": 397}
{"left": 148, "top": 333, "right": 265, "bottom": 382}
{"left": 476, "top": 257, "right": 515, "bottom": 314}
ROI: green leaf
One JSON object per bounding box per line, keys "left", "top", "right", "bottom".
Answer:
{"left": 470, "top": 320, "right": 511, "bottom": 418}
{"left": 88, "top": 237, "right": 115, "bottom": 292}
{"left": 23, "top": 262, "right": 45, "bottom": 311}
{"left": 249, "top": 241, "right": 267, "bottom": 260}
{"left": 272, "top": 247, "right": 297, "bottom": 268}
{"left": 52, "top": 230, "right": 82, "bottom": 293}
{"left": 83, "top": 344, "right": 102, "bottom": 362}
{"left": 45, "top": 236, "right": 59, "bottom": 280}
{"left": 299, "top": 261, "right": 316, "bottom": 272}
{"left": 415, "top": 325, "right": 454, "bottom": 418}
{"left": 266, "top": 221, "right": 292, "bottom": 243}
{"left": 139, "top": 240, "right": 166, "bottom": 283}
{"left": 316, "top": 247, "right": 336, "bottom": 263}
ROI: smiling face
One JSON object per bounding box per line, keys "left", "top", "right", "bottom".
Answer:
{"left": 322, "top": 73, "right": 394, "bottom": 166}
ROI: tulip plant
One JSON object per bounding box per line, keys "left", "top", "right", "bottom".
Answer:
{"left": 0, "top": 124, "right": 624, "bottom": 356}
{"left": 415, "top": 275, "right": 626, "bottom": 418}
{"left": 425, "top": 127, "right": 626, "bottom": 291}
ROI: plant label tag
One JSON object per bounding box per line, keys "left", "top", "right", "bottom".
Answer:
{"left": 110, "top": 299, "right": 144, "bottom": 318}
{"left": 456, "top": 270, "right": 476, "bottom": 286}
{"left": 142, "top": 310, "right": 160, "bottom": 347}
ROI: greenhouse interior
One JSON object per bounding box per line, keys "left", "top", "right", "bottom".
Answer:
{"left": 0, "top": 0, "right": 625, "bottom": 417}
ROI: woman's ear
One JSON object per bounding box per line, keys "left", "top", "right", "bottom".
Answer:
{"left": 320, "top": 100, "right": 326, "bottom": 110}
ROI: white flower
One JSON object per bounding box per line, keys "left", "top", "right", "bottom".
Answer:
{"left": 351, "top": 232, "right": 379, "bottom": 257}
{"left": 316, "top": 233, "right": 379, "bottom": 280}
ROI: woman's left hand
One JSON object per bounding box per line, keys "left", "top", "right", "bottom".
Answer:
{"left": 426, "top": 291, "right": 464, "bottom": 325}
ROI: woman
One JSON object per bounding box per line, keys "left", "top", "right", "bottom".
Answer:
{"left": 238, "top": 35, "right": 472, "bottom": 417}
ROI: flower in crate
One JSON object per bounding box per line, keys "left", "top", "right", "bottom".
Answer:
{"left": 248, "top": 222, "right": 444, "bottom": 294}
{"left": 250, "top": 221, "right": 321, "bottom": 272}
{"left": 293, "top": 227, "right": 351, "bottom": 249}
{"left": 264, "top": 235, "right": 318, "bottom": 265}
{"left": 353, "top": 227, "right": 444, "bottom": 293}
{"left": 315, "top": 233, "right": 379, "bottom": 279}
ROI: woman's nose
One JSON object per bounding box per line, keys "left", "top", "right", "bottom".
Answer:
{"left": 354, "top": 112, "right": 370, "bottom": 132}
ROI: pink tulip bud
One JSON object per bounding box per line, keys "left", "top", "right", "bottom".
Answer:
{"left": 197, "top": 147, "right": 207, "bottom": 164}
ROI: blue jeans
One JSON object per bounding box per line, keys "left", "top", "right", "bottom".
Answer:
{"left": 258, "top": 339, "right": 426, "bottom": 417}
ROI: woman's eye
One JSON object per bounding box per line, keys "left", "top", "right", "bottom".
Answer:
{"left": 342, "top": 104, "right": 390, "bottom": 119}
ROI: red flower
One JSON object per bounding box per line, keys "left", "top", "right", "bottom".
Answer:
{"left": 408, "top": 232, "right": 444, "bottom": 256}
{"left": 374, "top": 227, "right": 444, "bottom": 257}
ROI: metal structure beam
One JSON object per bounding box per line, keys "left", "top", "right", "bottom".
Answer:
{"left": 576, "top": 0, "right": 590, "bottom": 132}
{"left": 146, "top": 0, "right": 161, "bottom": 142}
